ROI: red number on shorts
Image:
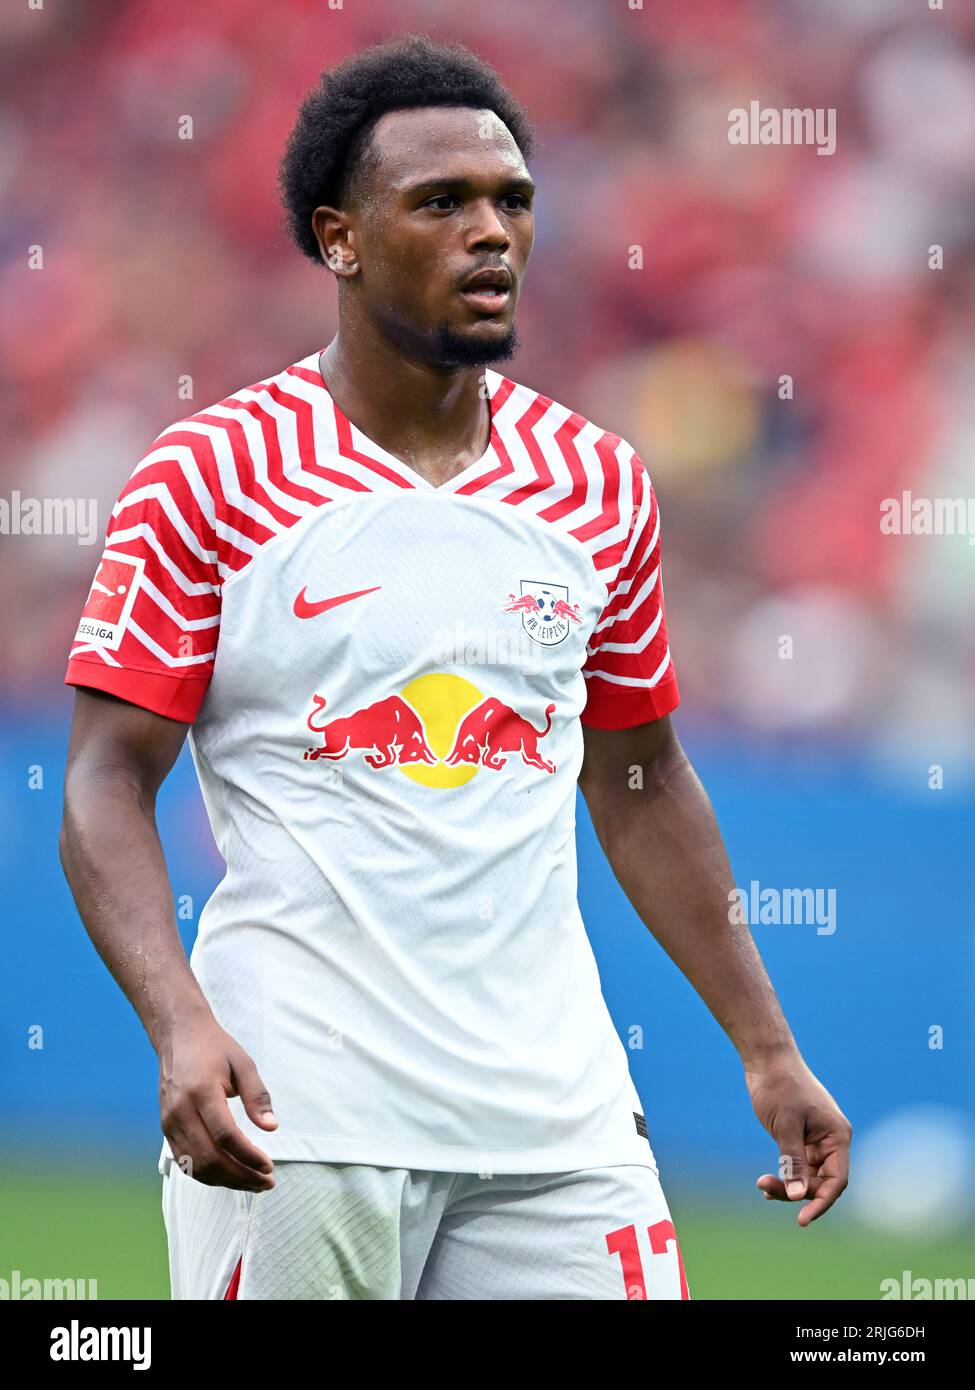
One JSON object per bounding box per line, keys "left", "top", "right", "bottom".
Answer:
{"left": 605, "top": 1219, "right": 690, "bottom": 1299}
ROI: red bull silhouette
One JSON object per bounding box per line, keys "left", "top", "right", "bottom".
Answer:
{"left": 445, "top": 698, "right": 556, "bottom": 774}
{"left": 503, "top": 592, "right": 541, "bottom": 613}
{"left": 303, "top": 693, "right": 437, "bottom": 769}
{"left": 551, "top": 598, "right": 581, "bottom": 622}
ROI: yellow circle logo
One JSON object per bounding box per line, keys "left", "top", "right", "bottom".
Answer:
{"left": 398, "top": 673, "right": 484, "bottom": 788}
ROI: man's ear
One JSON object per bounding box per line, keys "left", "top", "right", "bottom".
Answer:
{"left": 311, "top": 206, "right": 359, "bottom": 276}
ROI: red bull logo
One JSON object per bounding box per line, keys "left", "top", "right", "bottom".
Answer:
{"left": 503, "top": 580, "right": 580, "bottom": 646}
{"left": 303, "top": 694, "right": 437, "bottom": 768}
{"left": 302, "top": 676, "right": 556, "bottom": 784}
{"left": 503, "top": 592, "right": 542, "bottom": 614}
{"left": 551, "top": 598, "right": 582, "bottom": 622}
{"left": 445, "top": 699, "right": 555, "bottom": 774}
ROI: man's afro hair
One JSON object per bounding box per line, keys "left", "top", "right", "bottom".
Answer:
{"left": 279, "top": 33, "right": 537, "bottom": 263}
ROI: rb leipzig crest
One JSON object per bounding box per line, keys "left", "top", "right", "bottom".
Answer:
{"left": 502, "top": 580, "right": 581, "bottom": 647}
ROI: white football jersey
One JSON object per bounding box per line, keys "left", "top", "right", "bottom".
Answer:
{"left": 66, "top": 349, "right": 680, "bottom": 1174}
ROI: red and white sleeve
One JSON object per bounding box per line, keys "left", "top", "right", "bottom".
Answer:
{"left": 65, "top": 434, "right": 222, "bottom": 723}
{"left": 581, "top": 456, "right": 680, "bottom": 730}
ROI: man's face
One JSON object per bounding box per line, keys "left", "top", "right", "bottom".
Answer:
{"left": 328, "top": 106, "right": 534, "bottom": 368}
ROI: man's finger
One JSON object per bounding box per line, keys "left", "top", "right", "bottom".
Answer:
{"left": 774, "top": 1126, "right": 809, "bottom": 1199}
{"left": 188, "top": 1142, "right": 275, "bottom": 1191}
{"left": 795, "top": 1148, "right": 849, "bottom": 1225}
{"left": 229, "top": 1052, "right": 278, "bottom": 1131}
{"left": 756, "top": 1173, "right": 787, "bottom": 1199}
{"left": 164, "top": 1114, "right": 275, "bottom": 1191}
{"left": 756, "top": 1170, "right": 824, "bottom": 1202}
{"left": 758, "top": 1154, "right": 849, "bottom": 1221}
{"left": 796, "top": 1173, "right": 847, "bottom": 1225}
{"left": 197, "top": 1092, "right": 275, "bottom": 1177}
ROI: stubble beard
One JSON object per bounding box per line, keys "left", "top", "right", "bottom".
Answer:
{"left": 429, "top": 319, "right": 520, "bottom": 368}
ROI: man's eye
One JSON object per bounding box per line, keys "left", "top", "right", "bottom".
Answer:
{"left": 425, "top": 195, "right": 458, "bottom": 211}
{"left": 501, "top": 194, "right": 531, "bottom": 211}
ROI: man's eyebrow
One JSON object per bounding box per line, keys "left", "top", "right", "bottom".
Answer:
{"left": 403, "top": 175, "right": 536, "bottom": 198}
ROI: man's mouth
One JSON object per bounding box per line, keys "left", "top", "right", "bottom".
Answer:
{"left": 460, "top": 270, "right": 512, "bottom": 314}
{"left": 461, "top": 287, "right": 510, "bottom": 313}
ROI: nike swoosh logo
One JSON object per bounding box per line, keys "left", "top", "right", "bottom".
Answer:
{"left": 293, "top": 585, "right": 381, "bottom": 619}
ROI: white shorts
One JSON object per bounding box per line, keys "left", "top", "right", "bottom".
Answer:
{"left": 162, "top": 1157, "right": 690, "bottom": 1300}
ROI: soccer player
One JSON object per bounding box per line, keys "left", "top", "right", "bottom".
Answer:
{"left": 60, "top": 35, "right": 850, "bottom": 1301}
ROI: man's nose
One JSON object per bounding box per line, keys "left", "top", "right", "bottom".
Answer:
{"left": 466, "top": 200, "right": 510, "bottom": 250}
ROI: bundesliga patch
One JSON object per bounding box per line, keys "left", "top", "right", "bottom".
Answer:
{"left": 634, "top": 1112, "right": 649, "bottom": 1139}
{"left": 73, "top": 551, "right": 144, "bottom": 649}
{"left": 502, "top": 579, "right": 581, "bottom": 646}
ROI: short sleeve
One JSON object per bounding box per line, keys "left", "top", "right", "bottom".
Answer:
{"left": 64, "top": 434, "right": 222, "bottom": 723}
{"left": 581, "top": 457, "right": 680, "bottom": 730}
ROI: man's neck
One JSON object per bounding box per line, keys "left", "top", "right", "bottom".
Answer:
{"left": 318, "top": 331, "right": 492, "bottom": 487}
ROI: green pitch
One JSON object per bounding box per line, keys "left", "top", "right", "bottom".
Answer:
{"left": 0, "top": 1163, "right": 970, "bottom": 1300}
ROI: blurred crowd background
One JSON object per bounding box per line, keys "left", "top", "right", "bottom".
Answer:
{"left": 2, "top": 0, "right": 975, "bottom": 757}
{"left": 2, "top": 0, "right": 973, "bottom": 1298}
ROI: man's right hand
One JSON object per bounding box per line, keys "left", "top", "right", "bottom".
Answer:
{"left": 159, "top": 1014, "right": 278, "bottom": 1191}
{"left": 61, "top": 689, "right": 279, "bottom": 1195}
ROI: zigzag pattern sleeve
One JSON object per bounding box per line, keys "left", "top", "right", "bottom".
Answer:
{"left": 64, "top": 430, "right": 223, "bottom": 723}
{"left": 581, "top": 455, "right": 680, "bottom": 730}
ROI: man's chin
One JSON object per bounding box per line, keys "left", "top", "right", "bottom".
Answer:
{"left": 431, "top": 321, "right": 519, "bottom": 368}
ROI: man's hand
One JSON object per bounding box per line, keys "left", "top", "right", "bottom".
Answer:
{"left": 159, "top": 1012, "right": 278, "bottom": 1192}
{"left": 580, "top": 716, "right": 852, "bottom": 1229}
{"left": 746, "top": 1050, "right": 852, "bottom": 1226}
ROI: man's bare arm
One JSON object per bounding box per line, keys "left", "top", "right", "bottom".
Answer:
{"left": 579, "top": 715, "right": 851, "bottom": 1225}
{"left": 60, "top": 687, "right": 277, "bottom": 1190}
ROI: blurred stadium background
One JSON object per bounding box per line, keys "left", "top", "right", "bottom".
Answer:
{"left": 2, "top": 0, "right": 973, "bottom": 1299}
